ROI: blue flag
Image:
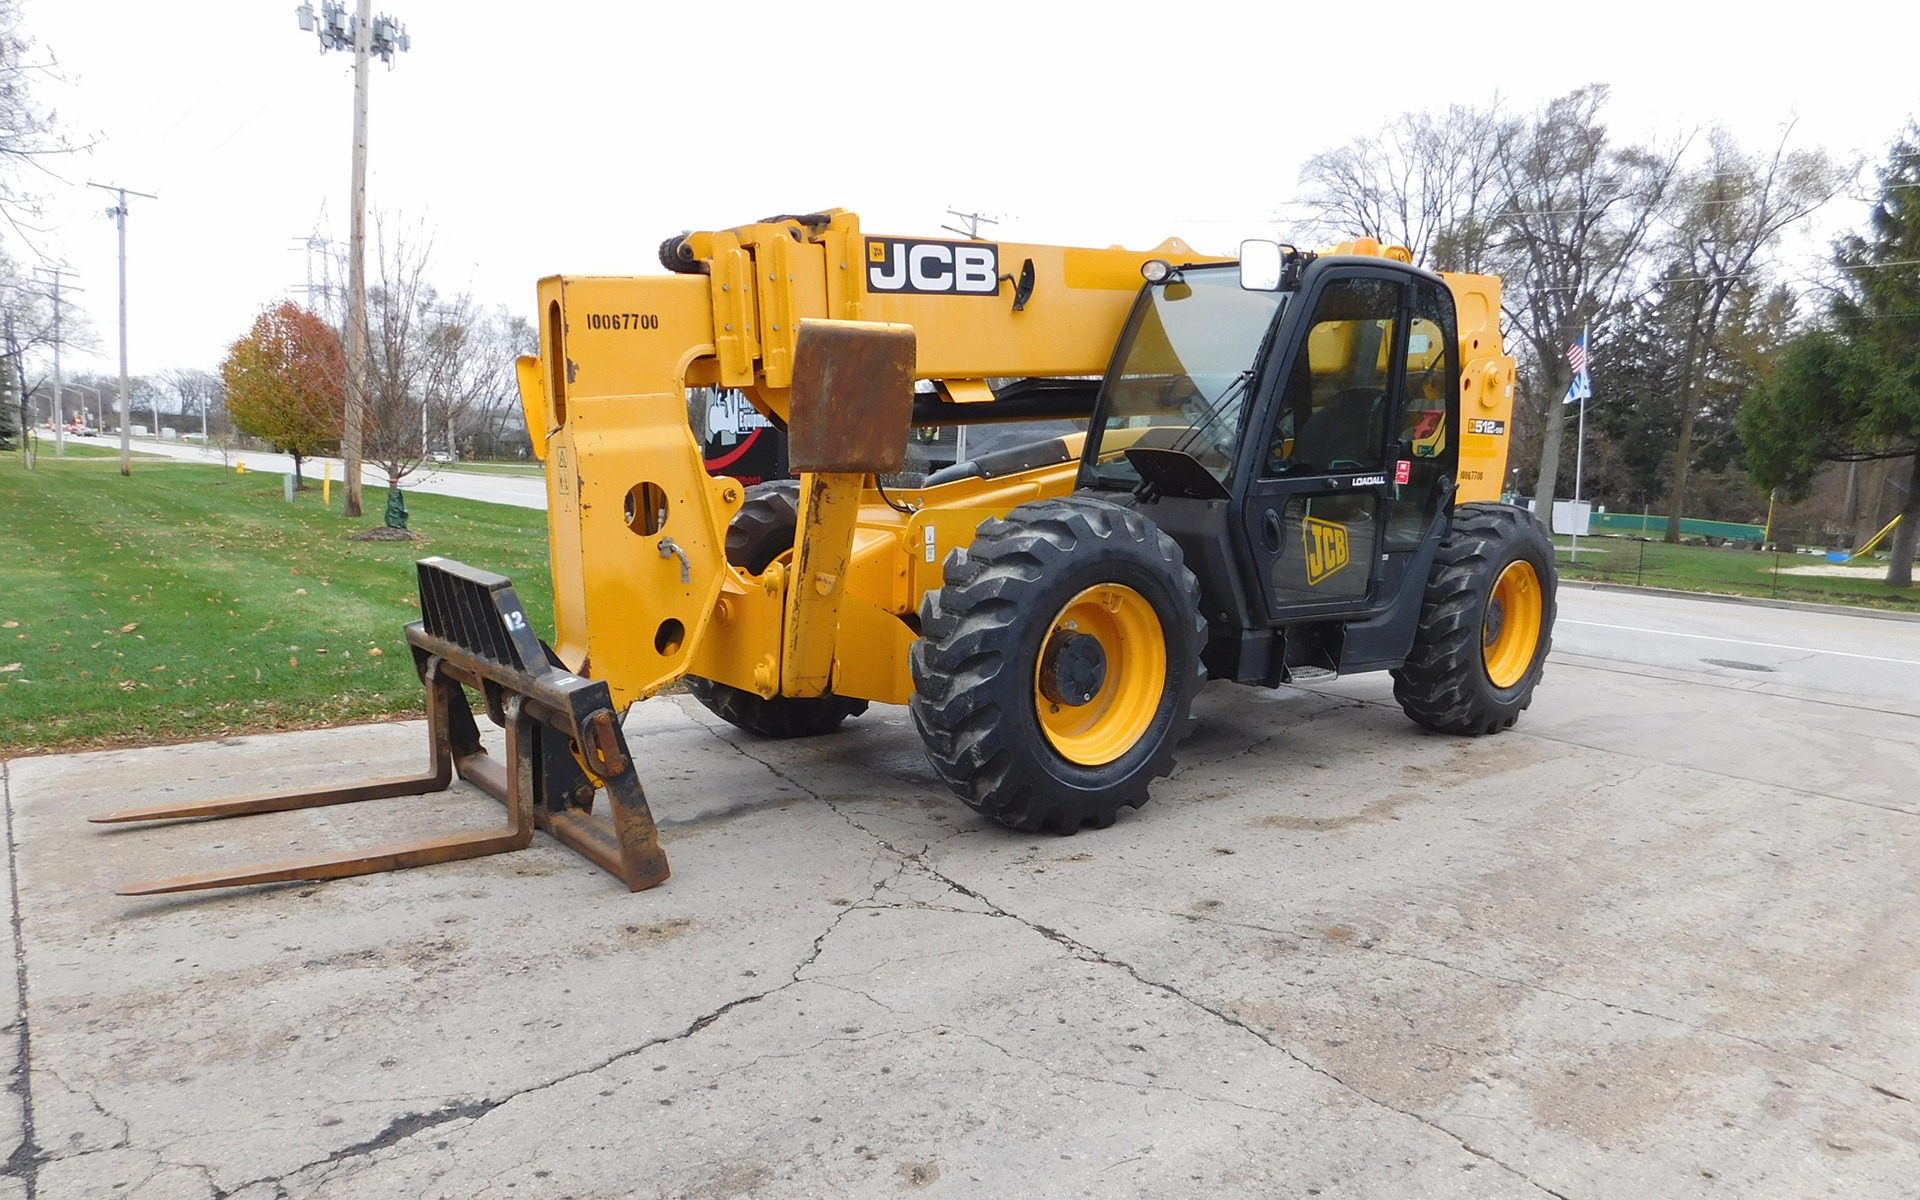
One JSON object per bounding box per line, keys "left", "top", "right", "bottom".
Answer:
{"left": 1563, "top": 330, "right": 1592, "bottom": 404}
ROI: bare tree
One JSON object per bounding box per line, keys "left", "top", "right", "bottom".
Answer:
{"left": 0, "top": 0, "right": 84, "bottom": 244}
{"left": 358, "top": 217, "right": 522, "bottom": 521}
{"left": 0, "top": 254, "right": 51, "bottom": 461}
{"left": 1656, "top": 128, "right": 1846, "bottom": 542}
{"left": 163, "top": 367, "right": 225, "bottom": 439}
{"left": 1297, "top": 101, "right": 1518, "bottom": 272}
{"left": 1490, "top": 85, "right": 1687, "bottom": 530}
{"left": 454, "top": 308, "right": 535, "bottom": 459}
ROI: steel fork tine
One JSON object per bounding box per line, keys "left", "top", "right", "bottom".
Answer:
{"left": 115, "top": 696, "right": 538, "bottom": 896}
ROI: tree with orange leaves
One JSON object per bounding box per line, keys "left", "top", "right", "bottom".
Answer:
{"left": 219, "top": 302, "right": 347, "bottom": 488}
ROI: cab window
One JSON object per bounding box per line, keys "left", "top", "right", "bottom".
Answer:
{"left": 1265, "top": 277, "right": 1401, "bottom": 476}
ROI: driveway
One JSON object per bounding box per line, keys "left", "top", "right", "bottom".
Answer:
{"left": 2, "top": 587, "right": 1916, "bottom": 1198}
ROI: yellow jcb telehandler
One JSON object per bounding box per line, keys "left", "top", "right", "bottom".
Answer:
{"left": 95, "top": 210, "right": 1553, "bottom": 895}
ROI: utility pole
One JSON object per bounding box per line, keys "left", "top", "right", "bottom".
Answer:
{"left": 296, "top": 0, "right": 410, "bottom": 518}
{"left": 3, "top": 313, "right": 24, "bottom": 469}
{"left": 89, "top": 182, "right": 157, "bottom": 477}
{"left": 940, "top": 209, "right": 998, "bottom": 240}
{"left": 33, "top": 267, "right": 78, "bottom": 458}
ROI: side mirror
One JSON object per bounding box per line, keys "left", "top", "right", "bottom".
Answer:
{"left": 1239, "top": 240, "right": 1284, "bottom": 291}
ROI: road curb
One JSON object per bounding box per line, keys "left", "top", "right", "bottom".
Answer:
{"left": 1561, "top": 578, "right": 1920, "bottom": 624}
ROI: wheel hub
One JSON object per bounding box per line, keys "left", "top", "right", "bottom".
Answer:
{"left": 1039, "top": 630, "right": 1107, "bottom": 707}
{"left": 1483, "top": 596, "right": 1506, "bottom": 647}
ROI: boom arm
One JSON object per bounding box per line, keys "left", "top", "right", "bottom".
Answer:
{"left": 516, "top": 210, "right": 1228, "bottom": 708}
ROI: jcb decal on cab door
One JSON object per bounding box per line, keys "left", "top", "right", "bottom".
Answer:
{"left": 1304, "top": 516, "right": 1350, "bottom": 586}
{"left": 866, "top": 239, "right": 999, "bottom": 295}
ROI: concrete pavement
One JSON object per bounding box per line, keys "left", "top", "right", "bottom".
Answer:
{"left": 90, "top": 436, "right": 549, "bottom": 510}
{"left": 2, "top": 588, "right": 1917, "bottom": 1198}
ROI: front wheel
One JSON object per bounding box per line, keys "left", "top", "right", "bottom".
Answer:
{"left": 1393, "top": 502, "right": 1556, "bottom": 735}
{"left": 909, "top": 496, "right": 1206, "bottom": 832}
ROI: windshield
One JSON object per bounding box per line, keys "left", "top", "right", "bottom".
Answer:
{"left": 1083, "top": 265, "right": 1286, "bottom": 489}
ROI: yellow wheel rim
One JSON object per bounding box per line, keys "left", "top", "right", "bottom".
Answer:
{"left": 1483, "top": 560, "right": 1543, "bottom": 689}
{"left": 1035, "top": 584, "right": 1167, "bottom": 766}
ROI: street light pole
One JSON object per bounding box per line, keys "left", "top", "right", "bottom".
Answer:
{"left": 88, "top": 182, "right": 156, "bottom": 477}
{"left": 68, "top": 383, "right": 99, "bottom": 432}
{"left": 295, "top": 0, "right": 410, "bottom": 518}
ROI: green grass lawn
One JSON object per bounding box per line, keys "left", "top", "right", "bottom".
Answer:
{"left": 5, "top": 451, "right": 1909, "bottom": 758}
{"left": 0, "top": 454, "right": 552, "bottom": 756}
{"left": 28, "top": 441, "right": 162, "bottom": 460}
{"left": 1555, "top": 534, "right": 1919, "bottom": 612}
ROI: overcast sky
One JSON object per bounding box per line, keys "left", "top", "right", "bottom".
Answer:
{"left": 14, "top": 0, "right": 1917, "bottom": 384}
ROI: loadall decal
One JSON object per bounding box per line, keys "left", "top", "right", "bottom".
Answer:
{"left": 1304, "top": 516, "right": 1351, "bottom": 586}
{"left": 866, "top": 238, "right": 1000, "bottom": 295}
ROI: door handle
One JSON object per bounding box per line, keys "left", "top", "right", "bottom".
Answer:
{"left": 1262, "top": 510, "right": 1283, "bottom": 552}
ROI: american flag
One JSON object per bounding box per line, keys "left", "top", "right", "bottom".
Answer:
{"left": 1563, "top": 329, "right": 1592, "bottom": 403}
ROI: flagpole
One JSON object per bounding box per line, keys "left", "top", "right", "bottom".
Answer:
{"left": 1572, "top": 393, "right": 1587, "bottom": 562}
{"left": 1570, "top": 325, "right": 1590, "bottom": 563}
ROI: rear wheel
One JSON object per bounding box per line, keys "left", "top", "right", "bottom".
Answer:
{"left": 1393, "top": 502, "right": 1556, "bottom": 734}
{"left": 910, "top": 496, "right": 1206, "bottom": 832}
{"left": 684, "top": 480, "right": 868, "bottom": 738}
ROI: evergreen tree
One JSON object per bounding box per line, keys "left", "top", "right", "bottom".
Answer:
{"left": 1742, "top": 124, "right": 1920, "bottom": 586}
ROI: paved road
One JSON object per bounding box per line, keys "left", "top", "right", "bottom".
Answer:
{"left": 5, "top": 586, "right": 1916, "bottom": 1198}
{"left": 96, "top": 435, "right": 549, "bottom": 509}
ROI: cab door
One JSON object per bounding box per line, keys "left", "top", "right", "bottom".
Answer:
{"left": 1240, "top": 269, "right": 1407, "bottom": 622}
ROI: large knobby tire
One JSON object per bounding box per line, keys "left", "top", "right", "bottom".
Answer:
{"left": 683, "top": 480, "right": 869, "bottom": 738}
{"left": 1393, "top": 502, "right": 1556, "bottom": 735}
{"left": 909, "top": 496, "right": 1207, "bottom": 833}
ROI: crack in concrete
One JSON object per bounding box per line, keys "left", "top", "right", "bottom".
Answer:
{"left": 156, "top": 1156, "right": 224, "bottom": 1197}
{"left": 208, "top": 875, "right": 888, "bottom": 1197}
{"left": 1356, "top": 935, "right": 1911, "bottom": 1103}
{"left": 680, "top": 714, "right": 1576, "bottom": 1194}
{"left": 34, "top": 1063, "right": 133, "bottom": 1160}
{"left": 1, "top": 759, "right": 43, "bottom": 1199}
{"left": 1171, "top": 695, "right": 1366, "bottom": 772}
{"left": 905, "top": 860, "right": 1576, "bottom": 1200}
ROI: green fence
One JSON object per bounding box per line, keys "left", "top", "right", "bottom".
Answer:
{"left": 1588, "top": 512, "right": 1767, "bottom": 541}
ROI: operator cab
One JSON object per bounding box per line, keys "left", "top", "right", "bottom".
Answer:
{"left": 1078, "top": 246, "right": 1462, "bottom": 684}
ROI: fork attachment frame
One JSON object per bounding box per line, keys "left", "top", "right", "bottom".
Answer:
{"left": 92, "top": 557, "right": 670, "bottom": 897}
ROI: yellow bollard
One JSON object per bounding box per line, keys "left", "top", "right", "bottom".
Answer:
{"left": 323, "top": 460, "right": 331, "bottom": 506}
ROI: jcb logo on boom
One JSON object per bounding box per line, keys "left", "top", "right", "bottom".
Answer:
{"left": 1303, "top": 516, "right": 1350, "bottom": 586}
{"left": 866, "top": 238, "right": 1000, "bottom": 295}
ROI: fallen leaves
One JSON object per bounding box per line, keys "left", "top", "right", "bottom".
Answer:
{"left": 0, "top": 663, "right": 21, "bottom": 673}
